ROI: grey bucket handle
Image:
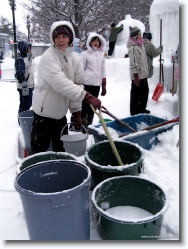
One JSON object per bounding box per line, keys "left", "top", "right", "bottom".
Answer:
{"left": 60, "top": 123, "right": 88, "bottom": 139}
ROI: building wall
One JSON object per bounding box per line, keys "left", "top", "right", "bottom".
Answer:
{"left": 0, "top": 33, "right": 9, "bottom": 54}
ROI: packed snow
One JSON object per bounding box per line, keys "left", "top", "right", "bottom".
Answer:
{"left": 0, "top": 55, "right": 179, "bottom": 241}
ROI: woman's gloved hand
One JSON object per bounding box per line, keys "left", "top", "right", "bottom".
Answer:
{"left": 101, "top": 78, "right": 107, "bottom": 96}
{"left": 84, "top": 92, "right": 101, "bottom": 109}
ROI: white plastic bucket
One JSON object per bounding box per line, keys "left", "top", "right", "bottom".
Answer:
{"left": 60, "top": 124, "right": 88, "bottom": 156}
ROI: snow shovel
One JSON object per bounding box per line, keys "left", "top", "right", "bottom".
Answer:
{"left": 119, "top": 117, "right": 179, "bottom": 138}
{"left": 90, "top": 105, "right": 124, "bottom": 166}
{"left": 171, "top": 54, "right": 175, "bottom": 96}
{"left": 101, "top": 106, "right": 137, "bottom": 133}
{"left": 152, "top": 19, "right": 164, "bottom": 101}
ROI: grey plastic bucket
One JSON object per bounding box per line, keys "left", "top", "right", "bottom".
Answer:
{"left": 18, "top": 110, "right": 34, "bottom": 155}
{"left": 91, "top": 176, "right": 169, "bottom": 240}
{"left": 16, "top": 151, "right": 78, "bottom": 174}
{"left": 18, "top": 110, "right": 52, "bottom": 155}
{"left": 60, "top": 124, "right": 88, "bottom": 156}
{"left": 14, "top": 160, "right": 91, "bottom": 240}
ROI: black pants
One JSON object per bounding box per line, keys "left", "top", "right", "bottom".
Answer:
{"left": 17, "top": 88, "right": 34, "bottom": 114}
{"left": 30, "top": 112, "right": 68, "bottom": 154}
{"left": 130, "top": 78, "right": 149, "bottom": 116}
{"left": 81, "top": 85, "right": 100, "bottom": 118}
{"left": 108, "top": 41, "right": 116, "bottom": 56}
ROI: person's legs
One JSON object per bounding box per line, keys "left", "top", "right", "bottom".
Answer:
{"left": 130, "top": 81, "right": 142, "bottom": 116}
{"left": 81, "top": 85, "right": 100, "bottom": 125}
{"left": 108, "top": 41, "right": 116, "bottom": 56}
{"left": 30, "top": 112, "right": 52, "bottom": 154}
{"left": 139, "top": 78, "right": 149, "bottom": 112}
{"left": 51, "top": 116, "right": 68, "bottom": 152}
{"left": 17, "top": 88, "right": 34, "bottom": 114}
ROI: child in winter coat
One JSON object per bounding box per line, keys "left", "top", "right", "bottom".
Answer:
{"left": 80, "top": 32, "right": 107, "bottom": 132}
{"left": 127, "top": 26, "right": 149, "bottom": 116}
{"left": 15, "top": 40, "right": 34, "bottom": 115}
{"left": 30, "top": 21, "right": 101, "bottom": 154}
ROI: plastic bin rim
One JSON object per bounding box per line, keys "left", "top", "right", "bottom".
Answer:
{"left": 88, "top": 114, "right": 167, "bottom": 130}
{"left": 85, "top": 139, "right": 144, "bottom": 171}
{"left": 15, "top": 160, "right": 91, "bottom": 198}
{"left": 16, "top": 151, "right": 78, "bottom": 174}
{"left": 91, "top": 175, "right": 169, "bottom": 224}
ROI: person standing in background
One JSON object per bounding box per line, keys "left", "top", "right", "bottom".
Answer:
{"left": 80, "top": 32, "right": 106, "bottom": 133}
{"left": 15, "top": 40, "right": 34, "bottom": 115}
{"left": 143, "top": 32, "right": 163, "bottom": 78}
{"left": 73, "top": 37, "right": 83, "bottom": 55}
{"left": 127, "top": 26, "right": 149, "bottom": 116}
{"left": 108, "top": 22, "right": 123, "bottom": 58}
{"left": 104, "top": 25, "right": 111, "bottom": 42}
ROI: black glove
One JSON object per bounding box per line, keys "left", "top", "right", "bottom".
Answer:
{"left": 101, "top": 78, "right": 107, "bottom": 96}
{"left": 159, "top": 45, "right": 163, "bottom": 51}
{"left": 71, "top": 111, "right": 82, "bottom": 130}
{"left": 133, "top": 73, "right": 140, "bottom": 87}
{"left": 20, "top": 81, "right": 29, "bottom": 96}
{"left": 84, "top": 92, "right": 101, "bottom": 110}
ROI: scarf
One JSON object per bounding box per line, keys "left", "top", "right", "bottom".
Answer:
{"left": 130, "top": 37, "right": 144, "bottom": 45}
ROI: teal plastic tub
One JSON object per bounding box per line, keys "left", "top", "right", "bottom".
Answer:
{"left": 85, "top": 140, "right": 144, "bottom": 190}
{"left": 91, "top": 176, "right": 169, "bottom": 240}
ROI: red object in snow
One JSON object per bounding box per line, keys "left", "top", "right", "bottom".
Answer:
{"left": 24, "top": 149, "right": 29, "bottom": 158}
{"left": 152, "top": 83, "right": 164, "bottom": 101}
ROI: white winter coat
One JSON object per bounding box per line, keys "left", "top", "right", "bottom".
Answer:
{"left": 32, "top": 21, "right": 86, "bottom": 119}
{"left": 80, "top": 32, "right": 106, "bottom": 86}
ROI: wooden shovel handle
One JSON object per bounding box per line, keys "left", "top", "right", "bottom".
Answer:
{"left": 90, "top": 105, "right": 124, "bottom": 166}
{"left": 101, "top": 106, "right": 136, "bottom": 132}
{"left": 119, "top": 117, "right": 179, "bottom": 138}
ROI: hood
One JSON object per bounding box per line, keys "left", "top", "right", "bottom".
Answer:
{"left": 86, "top": 32, "right": 106, "bottom": 53}
{"left": 50, "top": 21, "right": 75, "bottom": 49}
{"left": 143, "top": 38, "right": 150, "bottom": 44}
{"left": 18, "top": 40, "right": 31, "bottom": 57}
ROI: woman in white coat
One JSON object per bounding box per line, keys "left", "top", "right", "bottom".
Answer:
{"left": 30, "top": 21, "right": 101, "bottom": 154}
{"left": 80, "top": 32, "right": 106, "bottom": 130}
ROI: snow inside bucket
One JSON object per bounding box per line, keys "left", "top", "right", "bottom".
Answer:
{"left": 60, "top": 124, "right": 88, "bottom": 156}
{"left": 91, "top": 176, "right": 169, "bottom": 240}
{"left": 14, "top": 160, "right": 91, "bottom": 240}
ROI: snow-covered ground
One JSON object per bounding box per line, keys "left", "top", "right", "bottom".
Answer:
{"left": 0, "top": 53, "right": 179, "bottom": 241}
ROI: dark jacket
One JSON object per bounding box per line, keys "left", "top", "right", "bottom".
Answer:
{"left": 143, "top": 38, "right": 162, "bottom": 78}
{"left": 15, "top": 40, "right": 34, "bottom": 89}
{"left": 109, "top": 24, "right": 123, "bottom": 42}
